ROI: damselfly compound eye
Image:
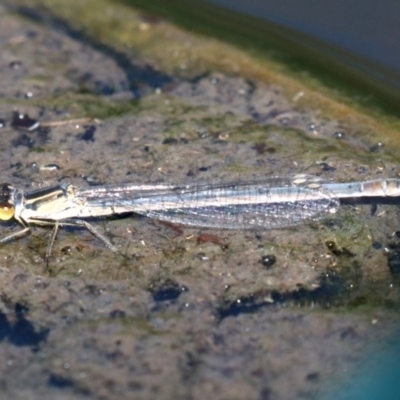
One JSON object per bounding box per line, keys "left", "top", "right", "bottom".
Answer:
{"left": 0, "top": 204, "right": 14, "bottom": 220}
{"left": 0, "top": 183, "right": 15, "bottom": 220}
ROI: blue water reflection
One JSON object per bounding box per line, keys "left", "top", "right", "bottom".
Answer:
{"left": 323, "top": 339, "right": 400, "bottom": 400}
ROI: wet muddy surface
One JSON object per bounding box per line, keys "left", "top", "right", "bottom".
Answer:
{"left": 0, "top": 1, "right": 399, "bottom": 399}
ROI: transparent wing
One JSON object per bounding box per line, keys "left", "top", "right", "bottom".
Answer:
{"left": 76, "top": 176, "right": 339, "bottom": 230}
{"left": 137, "top": 199, "right": 338, "bottom": 229}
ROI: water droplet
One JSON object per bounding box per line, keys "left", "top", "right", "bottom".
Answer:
{"left": 260, "top": 254, "right": 276, "bottom": 268}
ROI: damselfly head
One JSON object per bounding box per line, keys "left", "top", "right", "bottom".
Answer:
{"left": 0, "top": 183, "right": 15, "bottom": 220}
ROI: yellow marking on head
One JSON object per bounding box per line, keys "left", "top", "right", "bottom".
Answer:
{"left": 0, "top": 204, "right": 15, "bottom": 220}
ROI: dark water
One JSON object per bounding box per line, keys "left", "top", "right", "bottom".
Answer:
{"left": 206, "top": 0, "right": 400, "bottom": 73}
{"left": 128, "top": 0, "right": 400, "bottom": 111}
{"left": 203, "top": 0, "right": 400, "bottom": 110}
